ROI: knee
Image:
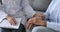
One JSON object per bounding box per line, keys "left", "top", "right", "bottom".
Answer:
{"left": 32, "top": 26, "right": 46, "bottom": 32}
{"left": 32, "top": 26, "right": 56, "bottom": 32}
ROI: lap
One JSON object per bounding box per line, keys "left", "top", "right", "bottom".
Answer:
{"left": 32, "top": 26, "right": 57, "bottom": 32}
{"left": 2, "top": 23, "right": 26, "bottom": 32}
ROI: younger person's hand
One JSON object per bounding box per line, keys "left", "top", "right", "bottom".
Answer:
{"left": 6, "top": 15, "right": 17, "bottom": 25}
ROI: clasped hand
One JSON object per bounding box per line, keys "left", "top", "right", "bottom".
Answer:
{"left": 26, "top": 13, "right": 46, "bottom": 29}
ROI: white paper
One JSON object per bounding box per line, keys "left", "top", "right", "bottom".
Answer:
{"left": 0, "top": 18, "right": 21, "bottom": 29}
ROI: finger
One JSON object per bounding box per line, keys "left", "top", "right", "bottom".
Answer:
{"left": 9, "top": 19, "right": 15, "bottom": 25}
{"left": 26, "top": 22, "right": 30, "bottom": 29}
{"left": 26, "top": 19, "right": 31, "bottom": 29}
{"left": 29, "top": 18, "right": 36, "bottom": 23}
{"left": 14, "top": 18, "right": 17, "bottom": 24}
{"left": 26, "top": 23, "right": 29, "bottom": 29}
{"left": 26, "top": 18, "right": 36, "bottom": 29}
{"left": 7, "top": 18, "right": 13, "bottom": 25}
{"left": 26, "top": 21, "right": 32, "bottom": 29}
{"left": 10, "top": 18, "right": 16, "bottom": 25}
{"left": 11, "top": 19, "right": 15, "bottom": 25}
{"left": 12, "top": 19, "right": 16, "bottom": 25}
{"left": 7, "top": 16, "right": 16, "bottom": 25}
{"left": 28, "top": 19, "right": 32, "bottom": 24}
{"left": 28, "top": 24, "right": 32, "bottom": 29}
{"left": 26, "top": 23, "right": 32, "bottom": 29}
{"left": 9, "top": 20, "right": 13, "bottom": 25}
{"left": 34, "top": 23, "right": 40, "bottom": 25}
{"left": 40, "top": 14, "right": 45, "bottom": 17}
{"left": 12, "top": 17, "right": 17, "bottom": 25}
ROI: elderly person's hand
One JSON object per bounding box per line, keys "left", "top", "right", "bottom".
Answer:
{"left": 26, "top": 13, "right": 46, "bottom": 29}
{"left": 34, "top": 17, "right": 46, "bottom": 26}
{"left": 34, "top": 13, "right": 46, "bottom": 19}
{"left": 6, "top": 15, "right": 17, "bottom": 25}
{"left": 26, "top": 17, "right": 36, "bottom": 29}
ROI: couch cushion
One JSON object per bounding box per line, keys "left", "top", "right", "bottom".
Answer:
{"left": 29, "top": 0, "right": 51, "bottom": 11}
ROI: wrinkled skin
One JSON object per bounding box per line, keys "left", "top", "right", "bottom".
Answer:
{"left": 26, "top": 13, "right": 46, "bottom": 29}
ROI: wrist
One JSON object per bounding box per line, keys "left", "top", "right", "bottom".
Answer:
{"left": 6, "top": 15, "right": 9, "bottom": 19}
{"left": 43, "top": 21, "right": 47, "bottom": 27}
{"left": 6, "top": 15, "right": 11, "bottom": 19}
{"left": 33, "top": 13, "right": 37, "bottom": 17}
{"left": 33, "top": 13, "right": 39, "bottom": 17}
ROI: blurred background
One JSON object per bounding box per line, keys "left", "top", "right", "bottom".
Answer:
{"left": 28, "top": 0, "right": 51, "bottom": 12}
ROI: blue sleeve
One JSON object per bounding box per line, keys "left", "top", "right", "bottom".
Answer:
{"left": 45, "top": 0, "right": 55, "bottom": 20}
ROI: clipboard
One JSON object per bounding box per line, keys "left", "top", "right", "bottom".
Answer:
{"left": 0, "top": 18, "right": 21, "bottom": 29}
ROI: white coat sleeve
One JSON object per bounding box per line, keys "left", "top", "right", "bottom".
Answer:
{"left": 0, "top": 5, "right": 7, "bottom": 22}
{"left": 22, "top": 0, "right": 36, "bottom": 18}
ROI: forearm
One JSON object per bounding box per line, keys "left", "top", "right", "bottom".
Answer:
{"left": 0, "top": 11, "right": 7, "bottom": 22}
{"left": 23, "top": 5, "right": 36, "bottom": 18}
{"left": 0, "top": 4, "right": 8, "bottom": 22}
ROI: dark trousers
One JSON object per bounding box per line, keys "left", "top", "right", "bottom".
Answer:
{"left": 2, "top": 23, "right": 26, "bottom": 32}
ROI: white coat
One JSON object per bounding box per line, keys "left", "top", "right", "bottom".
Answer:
{"left": 0, "top": 0, "right": 36, "bottom": 25}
